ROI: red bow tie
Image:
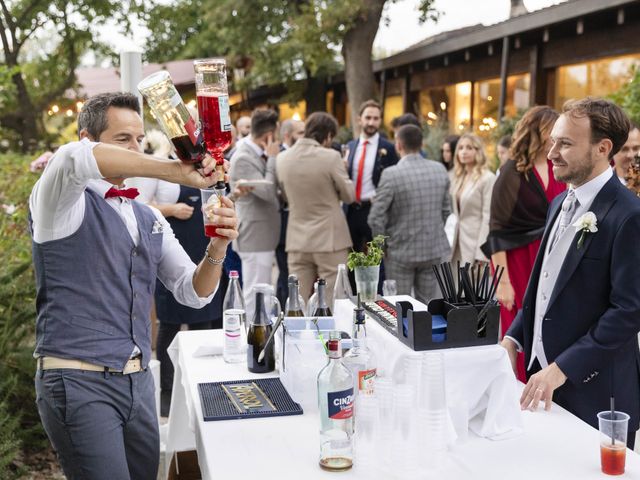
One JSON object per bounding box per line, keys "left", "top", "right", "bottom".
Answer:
{"left": 105, "top": 187, "right": 140, "bottom": 200}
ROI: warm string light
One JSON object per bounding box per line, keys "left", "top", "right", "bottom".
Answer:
{"left": 46, "top": 101, "right": 85, "bottom": 117}
{"left": 478, "top": 116, "right": 498, "bottom": 132}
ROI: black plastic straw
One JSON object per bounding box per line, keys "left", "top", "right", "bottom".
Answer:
{"left": 444, "top": 263, "right": 456, "bottom": 303}
{"left": 438, "top": 264, "right": 450, "bottom": 301}
{"left": 480, "top": 266, "right": 490, "bottom": 301}
{"left": 461, "top": 268, "right": 477, "bottom": 304}
{"left": 488, "top": 266, "right": 504, "bottom": 300}
{"left": 433, "top": 265, "right": 448, "bottom": 300}
{"left": 610, "top": 396, "right": 615, "bottom": 446}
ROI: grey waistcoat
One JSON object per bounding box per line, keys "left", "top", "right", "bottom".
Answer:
{"left": 32, "top": 189, "right": 162, "bottom": 370}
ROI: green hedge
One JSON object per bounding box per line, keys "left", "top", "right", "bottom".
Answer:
{"left": 0, "top": 152, "right": 48, "bottom": 478}
{"left": 609, "top": 66, "right": 640, "bottom": 126}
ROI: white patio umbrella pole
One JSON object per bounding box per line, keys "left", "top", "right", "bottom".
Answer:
{"left": 120, "top": 49, "right": 143, "bottom": 112}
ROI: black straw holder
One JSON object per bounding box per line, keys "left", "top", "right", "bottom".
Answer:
{"left": 394, "top": 299, "right": 500, "bottom": 351}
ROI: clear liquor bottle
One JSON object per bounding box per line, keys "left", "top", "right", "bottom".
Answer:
{"left": 137, "top": 71, "right": 207, "bottom": 167}
{"left": 343, "top": 297, "right": 377, "bottom": 395}
{"left": 307, "top": 281, "right": 318, "bottom": 316}
{"left": 332, "top": 263, "right": 353, "bottom": 312}
{"left": 317, "top": 332, "right": 354, "bottom": 471}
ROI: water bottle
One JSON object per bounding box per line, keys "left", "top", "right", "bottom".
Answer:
{"left": 223, "top": 271, "right": 246, "bottom": 363}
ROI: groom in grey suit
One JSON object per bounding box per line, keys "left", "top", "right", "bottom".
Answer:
{"left": 368, "top": 124, "right": 451, "bottom": 304}
{"left": 229, "top": 109, "right": 281, "bottom": 313}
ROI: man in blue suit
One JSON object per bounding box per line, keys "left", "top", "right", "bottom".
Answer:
{"left": 502, "top": 97, "right": 640, "bottom": 448}
{"left": 345, "top": 99, "right": 399, "bottom": 253}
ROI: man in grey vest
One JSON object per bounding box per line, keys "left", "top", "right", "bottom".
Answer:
{"left": 30, "top": 92, "right": 238, "bottom": 479}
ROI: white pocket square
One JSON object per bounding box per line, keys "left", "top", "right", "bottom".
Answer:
{"left": 151, "top": 221, "right": 164, "bottom": 234}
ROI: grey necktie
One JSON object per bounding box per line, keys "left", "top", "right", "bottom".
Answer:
{"left": 549, "top": 189, "right": 578, "bottom": 252}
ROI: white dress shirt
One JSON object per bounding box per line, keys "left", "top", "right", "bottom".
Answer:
{"left": 525, "top": 167, "right": 613, "bottom": 369}
{"left": 124, "top": 177, "right": 181, "bottom": 205}
{"left": 351, "top": 132, "right": 380, "bottom": 201}
{"left": 29, "top": 139, "right": 215, "bottom": 310}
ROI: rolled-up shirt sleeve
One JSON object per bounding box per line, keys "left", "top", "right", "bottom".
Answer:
{"left": 152, "top": 207, "right": 216, "bottom": 308}
{"left": 30, "top": 139, "right": 102, "bottom": 243}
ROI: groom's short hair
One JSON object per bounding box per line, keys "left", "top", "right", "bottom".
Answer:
{"left": 562, "top": 97, "right": 631, "bottom": 159}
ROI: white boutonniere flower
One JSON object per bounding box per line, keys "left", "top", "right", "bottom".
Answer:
{"left": 572, "top": 211, "right": 598, "bottom": 249}
{"left": 378, "top": 148, "right": 387, "bottom": 157}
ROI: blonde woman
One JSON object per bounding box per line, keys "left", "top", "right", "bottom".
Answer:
{"left": 450, "top": 133, "right": 496, "bottom": 267}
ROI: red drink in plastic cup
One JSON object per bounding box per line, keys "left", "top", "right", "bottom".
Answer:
{"left": 600, "top": 443, "right": 626, "bottom": 475}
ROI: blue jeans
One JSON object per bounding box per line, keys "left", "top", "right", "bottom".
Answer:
{"left": 35, "top": 368, "right": 159, "bottom": 480}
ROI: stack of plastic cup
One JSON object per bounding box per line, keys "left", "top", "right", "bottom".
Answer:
{"left": 391, "top": 384, "right": 419, "bottom": 479}
{"left": 404, "top": 354, "right": 423, "bottom": 404}
{"left": 355, "top": 394, "right": 378, "bottom": 475}
{"left": 374, "top": 377, "right": 394, "bottom": 472}
{"left": 419, "top": 352, "right": 448, "bottom": 474}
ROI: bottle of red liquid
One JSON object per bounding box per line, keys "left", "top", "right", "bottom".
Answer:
{"left": 137, "top": 71, "right": 207, "bottom": 166}
{"left": 194, "top": 58, "right": 232, "bottom": 190}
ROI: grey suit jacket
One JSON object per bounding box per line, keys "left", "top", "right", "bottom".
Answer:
{"left": 368, "top": 154, "right": 451, "bottom": 263}
{"left": 229, "top": 141, "right": 280, "bottom": 252}
{"left": 276, "top": 138, "right": 354, "bottom": 253}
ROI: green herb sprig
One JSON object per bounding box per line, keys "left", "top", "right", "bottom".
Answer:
{"left": 346, "top": 235, "right": 387, "bottom": 271}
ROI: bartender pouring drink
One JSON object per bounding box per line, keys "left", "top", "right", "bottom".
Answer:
{"left": 501, "top": 97, "right": 640, "bottom": 448}
{"left": 30, "top": 92, "right": 238, "bottom": 479}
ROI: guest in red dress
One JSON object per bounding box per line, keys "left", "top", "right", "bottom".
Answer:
{"left": 482, "top": 106, "right": 565, "bottom": 382}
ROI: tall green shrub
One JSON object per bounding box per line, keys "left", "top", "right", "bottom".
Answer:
{"left": 0, "top": 152, "right": 46, "bottom": 477}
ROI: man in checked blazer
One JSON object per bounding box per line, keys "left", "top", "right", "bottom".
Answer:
{"left": 368, "top": 125, "right": 451, "bottom": 304}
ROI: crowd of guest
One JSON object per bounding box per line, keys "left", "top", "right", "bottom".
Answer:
{"left": 35, "top": 97, "right": 638, "bottom": 414}
{"left": 102, "top": 98, "right": 640, "bottom": 335}
{"left": 217, "top": 98, "right": 640, "bottom": 352}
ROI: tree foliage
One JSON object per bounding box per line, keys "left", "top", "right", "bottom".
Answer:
{"left": 609, "top": 66, "right": 640, "bottom": 126}
{"left": 143, "top": 0, "right": 437, "bottom": 118}
{"left": 0, "top": 0, "right": 146, "bottom": 151}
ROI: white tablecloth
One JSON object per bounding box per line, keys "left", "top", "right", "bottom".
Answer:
{"left": 167, "top": 329, "right": 640, "bottom": 479}
{"left": 334, "top": 296, "right": 522, "bottom": 441}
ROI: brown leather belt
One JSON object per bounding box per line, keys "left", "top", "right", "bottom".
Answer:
{"left": 38, "top": 356, "right": 144, "bottom": 375}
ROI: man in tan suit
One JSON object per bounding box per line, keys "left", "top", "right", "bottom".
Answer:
{"left": 276, "top": 112, "right": 355, "bottom": 302}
